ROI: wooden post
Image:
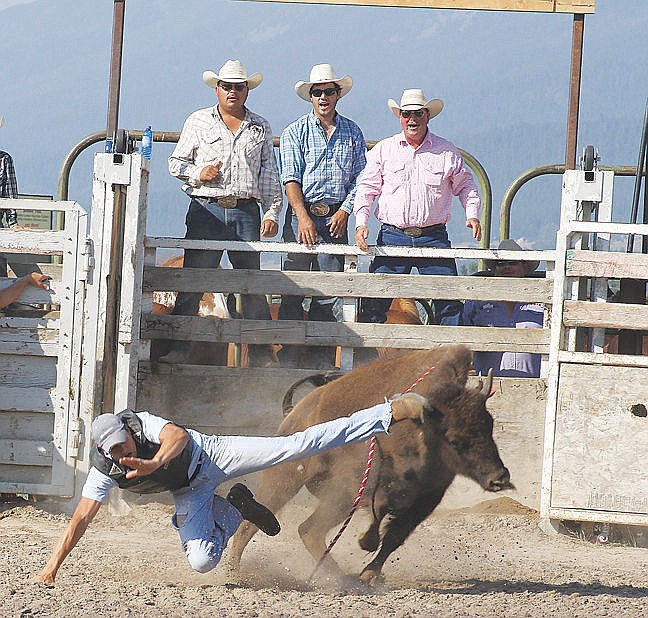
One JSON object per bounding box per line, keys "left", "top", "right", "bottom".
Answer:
{"left": 565, "top": 13, "right": 584, "bottom": 170}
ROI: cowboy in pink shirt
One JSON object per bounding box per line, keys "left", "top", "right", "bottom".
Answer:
{"left": 353, "top": 88, "right": 481, "bottom": 327}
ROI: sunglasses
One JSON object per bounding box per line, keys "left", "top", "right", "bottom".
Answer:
{"left": 495, "top": 260, "right": 523, "bottom": 267}
{"left": 219, "top": 82, "right": 247, "bottom": 92}
{"left": 400, "top": 109, "right": 427, "bottom": 118}
{"left": 310, "top": 87, "right": 339, "bottom": 98}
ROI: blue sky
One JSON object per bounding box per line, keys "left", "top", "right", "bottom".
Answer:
{"left": 1, "top": 1, "right": 647, "bottom": 248}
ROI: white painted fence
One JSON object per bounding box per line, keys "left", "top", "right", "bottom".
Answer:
{"left": 0, "top": 198, "right": 89, "bottom": 497}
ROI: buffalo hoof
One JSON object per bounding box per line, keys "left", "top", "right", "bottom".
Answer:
{"left": 358, "top": 568, "right": 385, "bottom": 588}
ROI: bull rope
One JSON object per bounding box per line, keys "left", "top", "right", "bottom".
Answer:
{"left": 307, "top": 364, "right": 437, "bottom": 583}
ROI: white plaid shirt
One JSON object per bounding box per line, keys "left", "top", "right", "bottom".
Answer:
{"left": 168, "top": 106, "right": 283, "bottom": 222}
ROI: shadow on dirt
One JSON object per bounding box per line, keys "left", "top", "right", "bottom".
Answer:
{"left": 426, "top": 579, "right": 648, "bottom": 599}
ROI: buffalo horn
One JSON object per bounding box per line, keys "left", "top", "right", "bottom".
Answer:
{"left": 480, "top": 368, "right": 494, "bottom": 397}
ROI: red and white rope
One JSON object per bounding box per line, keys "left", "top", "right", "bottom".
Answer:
{"left": 307, "top": 364, "right": 436, "bottom": 582}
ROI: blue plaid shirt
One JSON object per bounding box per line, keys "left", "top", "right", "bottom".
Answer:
{"left": 279, "top": 111, "right": 366, "bottom": 214}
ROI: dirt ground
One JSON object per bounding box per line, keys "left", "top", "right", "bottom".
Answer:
{"left": 2, "top": 494, "right": 648, "bottom": 618}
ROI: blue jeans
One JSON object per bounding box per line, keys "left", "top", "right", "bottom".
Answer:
{"left": 358, "top": 224, "right": 463, "bottom": 326}
{"left": 172, "top": 402, "right": 393, "bottom": 573}
{"left": 277, "top": 209, "right": 347, "bottom": 367}
{"left": 171, "top": 197, "right": 272, "bottom": 364}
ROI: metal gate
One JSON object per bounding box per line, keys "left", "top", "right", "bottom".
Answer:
{"left": 0, "top": 198, "right": 90, "bottom": 497}
{"left": 541, "top": 169, "right": 648, "bottom": 526}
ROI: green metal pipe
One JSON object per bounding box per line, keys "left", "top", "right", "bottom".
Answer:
{"left": 499, "top": 164, "right": 646, "bottom": 242}
{"left": 57, "top": 130, "right": 181, "bottom": 201}
{"left": 58, "top": 132, "right": 493, "bottom": 250}
{"left": 459, "top": 148, "right": 492, "bottom": 251}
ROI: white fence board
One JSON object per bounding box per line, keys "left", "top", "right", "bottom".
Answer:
{"left": 0, "top": 230, "right": 66, "bottom": 254}
{"left": 0, "top": 438, "right": 53, "bottom": 466}
{"left": 0, "top": 355, "right": 57, "bottom": 387}
{"left": 0, "top": 277, "right": 62, "bottom": 304}
{"left": 566, "top": 249, "right": 648, "bottom": 279}
{"left": 140, "top": 313, "right": 550, "bottom": 352}
{"left": 0, "top": 316, "right": 59, "bottom": 330}
{"left": 0, "top": 201, "right": 86, "bottom": 498}
{"left": 143, "top": 267, "right": 553, "bottom": 303}
{"left": 0, "top": 412, "right": 54, "bottom": 441}
{"left": 0, "top": 386, "right": 53, "bottom": 412}
{"left": 145, "top": 236, "right": 554, "bottom": 264}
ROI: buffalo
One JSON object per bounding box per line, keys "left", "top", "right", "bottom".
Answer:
{"left": 228, "top": 344, "right": 513, "bottom": 585}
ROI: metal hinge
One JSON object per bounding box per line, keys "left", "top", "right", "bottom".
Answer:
{"left": 69, "top": 417, "right": 82, "bottom": 459}
{"left": 79, "top": 237, "right": 95, "bottom": 281}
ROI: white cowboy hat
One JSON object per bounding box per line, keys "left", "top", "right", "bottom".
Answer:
{"left": 387, "top": 89, "right": 444, "bottom": 119}
{"left": 485, "top": 239, "right": 540, "bottom": 273}
{"left": 202, "top": 59, "right": 263, "bottom": 90}
{"left": 294, "top": 64, "right": 353, "bottom": 101}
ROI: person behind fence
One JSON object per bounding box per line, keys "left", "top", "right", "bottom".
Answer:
{"left": 0, "top": 272, "right": 51, "bottom": 310}
{"left": 165, "top": 60, "right": 282, "bottom": 367}
{"left": 277, "top": 64, "right": 367, "bottom": 369}
{"left": 463, "top": 239, "right": 544, "bottom": 378}
{"left": 35, "top": 393, "right": 429, "bottom": 585}
{"left": 353, "top": 88, "right": 481, "bottom": 326}
{"left": 0, "top": 115, "right": 22, "bottom": 278}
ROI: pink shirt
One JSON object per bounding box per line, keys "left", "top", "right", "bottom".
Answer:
{"left": 353, "top": 130, "right": 481, "bottom": 228}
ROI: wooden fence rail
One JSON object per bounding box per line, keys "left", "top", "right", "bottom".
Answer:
{"left": 140, "top": 314, "right": 550, "bottom": 353}
{"left": 143, "top": 267, "right": 553, "bottom": 304}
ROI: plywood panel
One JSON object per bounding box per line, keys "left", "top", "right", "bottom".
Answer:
{"left": 137, "top": 363, "right": 547, "bottom": 508}
{"left": 137, "top": 364, "right": 291, "bottom": 435}
{"left": 444, "top": 377, "right": 546, "bottom": 509}
{"left": 551, "top": 363, "right": 648, "bottom": 514}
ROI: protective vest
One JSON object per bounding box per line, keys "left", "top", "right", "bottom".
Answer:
{"left": 91, "top": 409, "right": 195, "bottom": 494}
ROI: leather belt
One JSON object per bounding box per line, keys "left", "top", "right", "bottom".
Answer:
{"left": 305, "top": 201, "right": 342, "bottom": 217}
{"left": 383, "top": 222, "right": 445, "bottom": 238}
{"left": 199, "top": 196, "right": 243, "bottom": 209}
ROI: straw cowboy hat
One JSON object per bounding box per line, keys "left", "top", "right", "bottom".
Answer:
{"left": 202, "top": 59, "right": 263, "bottom": 90}
{"left": 485, "top": 239, "right": 539, "bottom": 273}
{"left": 387, "top": 89, "right": 444, "bottom": 119}
{"left": 294, "top": 64, "right": 353, "bottom": 101}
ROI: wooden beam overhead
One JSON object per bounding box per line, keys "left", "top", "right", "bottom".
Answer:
{"left": 246, "top": 0, "right": 595, "bottom": 14}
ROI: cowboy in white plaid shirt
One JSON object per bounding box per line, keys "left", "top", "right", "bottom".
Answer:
{"left": 165, "top": 60, "right": 282, "bottom": 367}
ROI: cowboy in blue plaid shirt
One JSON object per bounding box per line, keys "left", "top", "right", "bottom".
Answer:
{"left": 277, "top": 64, "right": 367, "bottom": 368}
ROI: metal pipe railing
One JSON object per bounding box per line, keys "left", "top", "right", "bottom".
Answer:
{"left": 499, "top": 164, "right": 647, "bottom": 242}
{"left": 57, "top": 130, "right": 494, "bottom": 249}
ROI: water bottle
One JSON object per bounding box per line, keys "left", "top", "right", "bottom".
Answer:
{"left": 141, "top": 126, "right": 153, "bottom": 160}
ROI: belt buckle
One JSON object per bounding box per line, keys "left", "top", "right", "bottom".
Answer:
{"left": 404, "top": 226, "right": 422, "bottom": 238}
{"left": 309, "top": 202, "right": 331, "bottom": 217}
{"left": 218, "top": 196, "right": 238, "bottom": 209}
